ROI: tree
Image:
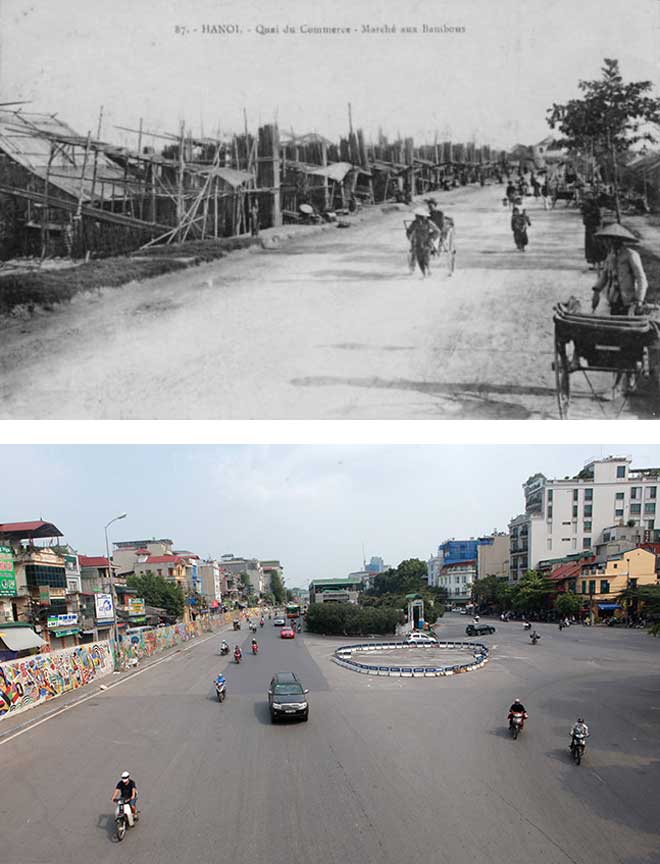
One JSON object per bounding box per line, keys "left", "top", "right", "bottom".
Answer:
{"left": 547, "top": 58, "right": 660, "bottom": 220}
{"left": 127, "top": 571, "right": 185, "bottom": 619}
{"left": 268, "top": 571, "right": 285, "bottom": 605}
{"left": 555, "top": 593, "right": 583, "bottom": 618}
{"left": 509, "top": 571, "right": 556, "bottom": 614}
{"left": 618, "top": 584, "right": 660, "bottom": 634}
{"left": 367, "top": 559, "right": 428, "bottom": 597}
{"left": 306, "top": 602, "right": 400, "bottom": 636}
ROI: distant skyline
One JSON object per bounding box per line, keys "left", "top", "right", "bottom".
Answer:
{"left": 2, "top": 444, "right": 660, "bottom": 586}
{"left": 2, "top": 0, "right": 659, "bottom": 151}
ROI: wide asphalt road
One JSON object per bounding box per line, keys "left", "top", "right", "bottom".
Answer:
{"left": 2, "top": 184, "right": 656, "bottom": 419}
{"left": 1, "top": 617, "right": 659, "bottom": 864}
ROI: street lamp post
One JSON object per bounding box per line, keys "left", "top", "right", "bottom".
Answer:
{"left": 104, "top": 513, "right": 127, "bottom": 667}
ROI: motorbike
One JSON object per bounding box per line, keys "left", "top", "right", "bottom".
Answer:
{"left": 523, "top": 622, "right": 532, "bottom": 631}
{"left": 234, "top": 650, "right": 242, "bottom": 664}
{"left": 114, "top": 798, "right": 137, "bottom": 841}
{"left": 297, "top": 623, "right": 302, "bottom": 633}
{"left": 571, "top": 731, "right": 588, "bottom": 765}
{"left": 260, "top": 619, "right": 264, "bottom": 628}
{"left": 232, "top": 621, "right": 241, "bottom": 631}
{"left": 215, "top": 676, "right": 227, "bottom": 702}
{"left": 251, "top": 642, "right": 259, "bottom": 655}
{"left": 219, "top": 643, "right": 229, "bottom": 656}
{"left": 530, "top": 633, "right": 540, "bottom": 645}
{"left": 508, "top": 711, "right": 527, "bottom": 740}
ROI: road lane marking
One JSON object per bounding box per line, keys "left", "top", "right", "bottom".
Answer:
{"left": 0, "top": 630, "right": 218, "bottom": 746}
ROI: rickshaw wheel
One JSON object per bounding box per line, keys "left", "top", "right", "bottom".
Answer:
{"left": 554, "top": 338, "right": 570, "bottom": 419}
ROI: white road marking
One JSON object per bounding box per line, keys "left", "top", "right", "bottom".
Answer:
{"left": 592, "top": 772, "right": 606, "bottom": 783}
{"left": 0, "top": 631, "right": 218, "bottom": 746}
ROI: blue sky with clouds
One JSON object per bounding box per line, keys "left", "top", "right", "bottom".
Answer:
{"left": 3, "top": 445, "right": 660, "bottom": 585}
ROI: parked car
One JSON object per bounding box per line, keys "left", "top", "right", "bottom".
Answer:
{"left": 272, "top": 617, "right": 286, "bottom": 626}
{"left": 268, "top": 672, "right": 309, "bottom": 723}
{"left": 280, "top": 626, "right": 296, "bottom": 639}
{"left": 465, "top": 624, "right": 496, "bottom": 636}
{"left": 405, "top": 632, "right": 438, "bottom": 644}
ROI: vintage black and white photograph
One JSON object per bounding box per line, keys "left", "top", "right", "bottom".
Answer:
{"left": 0, "top": 0, "right": 659, "bottom": 419}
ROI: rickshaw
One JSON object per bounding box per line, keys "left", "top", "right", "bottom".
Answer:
{"left": 552, "top": 302, "right": 660, "bottom": 417}
{"left": 403, "top": 214, "right": 456, "bottom": 276}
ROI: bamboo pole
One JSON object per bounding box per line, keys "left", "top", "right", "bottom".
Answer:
{"left": 40, "top": 141, "right": 56, "bottom": 260}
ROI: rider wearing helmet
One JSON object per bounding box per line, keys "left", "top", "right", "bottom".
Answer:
{"left": 570, "top": 717, "right": 589, "bottom": 749}
{"left": 112, "top": 771, "right": 138, "bottom": 817}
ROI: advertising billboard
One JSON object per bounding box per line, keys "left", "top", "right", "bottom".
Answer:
{"left": 95, "top": 593, "right": 115, "bottom": 622}
{"left": 0, "top": 546, "right": 16, "bottom": 597}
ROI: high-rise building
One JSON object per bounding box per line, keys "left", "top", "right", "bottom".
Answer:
{"left": 509, "top": 456, "right": 660, "bottom": 581}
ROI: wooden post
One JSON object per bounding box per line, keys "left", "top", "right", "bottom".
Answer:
{"left": 177, "top": 121, "right": 185, "bottom": 239}
{"left": 214, "top": 176, "right": 219, "bottom": 238}
{"left": 41, "top": 141, "right": 55, "bottom": 260}
{"left": 272, "top": 123, "right": 281, "bottom": 227}
{"left": 321, "top": 137, "right": 329, "bottom": 209}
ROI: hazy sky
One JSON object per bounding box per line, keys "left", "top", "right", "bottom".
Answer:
{"left": 2, "top": 0, "right": 659, "bottom": 150}
{"left": 3, "top": 444, "right": 660, "bottom": 586}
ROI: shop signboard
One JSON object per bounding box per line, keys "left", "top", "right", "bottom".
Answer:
{"left": 47, "top": 613, "right": 78, "bottom": 630}
{"left": 128, "top": 597, "right": 146, "bottom": 616}
{"left": 0, "top": 546, "right": 16, "bottom": 597}
{"left": 95, "top": 593, "right": 115, "bottom": 622}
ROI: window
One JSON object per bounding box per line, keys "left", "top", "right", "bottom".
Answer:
{"left": 648, "top": 520, "right": 655, "bottom": 531}
{"left": 585, "top": 489, "right": 593, "bottom": 501}
{"left": 588, "top": 580, "right": 596, "bottom": 594}
{"left": 629, "top": 578, "right": 638, "bottom": 589}
{"left": 617, "top": 466, "right": 626, "bottom": 478}
{"left": 547, "top": 490, "right": 553, "bottom": 501}
{"left": 615, "top": 492, "right": 624, "bottom": 500}
{"left": 584, "top": 521, "right": 592, "bottom": 532}
{"left": 600, "top": 580, "right": 610, "bottom": 594}
{"left": 583, "top": 537, "right": 591, "bottom": 549}
{"left": 581, "top": 581, "right": 587, "bottom": 594}
{"left": 25, "top": 565, "right": 67, "bottom": 588}
{"left": 562, "top": 521, "right": 571, "bottom": 526}
{"left": 645, "top": 503, "right": 656, "bottom": 515}
{"left": 547, "top": 538, "right": 552, "bottom": 550}
{"left": 571, "top": 538, "right": 577, "bottom": 549}
{"left": 561, "top": 537, "right": 571, "bottom": 542}
{"left": 649, "top": 487, "right": 657, "bottom": 499}
{"left": 615, "top": 509, "right": 624, "bottom": 517}
{"left": 631, "top": 487, "right": 640, "bottom": 500}
{"left": 612, "top": 563, "right": 618, "bottom": 569}
{"left": 584, "top": 505, "right": 593, "bottom": 517}
{"left": 547, "top": 506, "right": 553, "bottom": 519}
{"left": 631, "top": 503, "right": 642, "bottom": 514}
{"left": 572, "top": 505, "right": 578, "bottom": 518}
{"left": 573, "top": 489, "right": 578, "bottom": 501}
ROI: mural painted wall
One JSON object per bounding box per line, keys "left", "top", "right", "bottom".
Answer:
{"left": 0, "top": 641, "right": 113, "bottom": 719}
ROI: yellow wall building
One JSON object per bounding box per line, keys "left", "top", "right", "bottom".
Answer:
{"left": 579, "top": 547, "right": 658, "bottom": 619}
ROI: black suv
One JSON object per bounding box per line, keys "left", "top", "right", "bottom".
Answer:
{"left": 268, "top": 672, "right": 309, "bottom": 723}
{"left": 466, "top": 623, "right": 496, "bottom": 636}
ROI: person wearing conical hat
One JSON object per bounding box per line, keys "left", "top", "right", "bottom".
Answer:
{"left": 591, "top": 224, "right": 648, "bottom": 315}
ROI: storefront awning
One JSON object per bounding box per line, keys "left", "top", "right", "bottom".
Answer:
{"left": 50, "top": 628, "right": 81, "bottom": 638}
{"left": 598, "top": 603, "right": 622, "bottom": 611}
{"left": 0, "top": 627, "right": 46, "bottom": 651}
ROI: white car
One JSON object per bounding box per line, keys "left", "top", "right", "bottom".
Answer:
{"left": 405, "top": 632, "right": 438, "bottom": 644}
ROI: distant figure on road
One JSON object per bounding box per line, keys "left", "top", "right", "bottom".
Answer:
{"left": 250, "top": 199, "right": 259, "bottom": 237}
{"left": 581, "top": 195, "right": 605, "bottom": 270}
{"left": 406, "top": 208, "right": 440, "bottom": 277}
{"left": 591, "top": 223, "right": 648, "bottom": 315}
{"left": 511, "top": 207, "right": 531, "bottom": 251}
{"left": 506, "top": 181, "right": 516, "bottom": 207}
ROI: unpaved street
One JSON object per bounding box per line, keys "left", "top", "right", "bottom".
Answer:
{"left": 0, "top": 185, "right": 653, "bottom": 419}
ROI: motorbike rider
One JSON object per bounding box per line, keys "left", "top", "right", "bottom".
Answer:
{"left": 508, "top": 698, "right": 528, "bottom": 728}
{"left": 260, "top": 617, "right": 265, "bottom": 627}
{"left": 251, "top": 638, "right": 258, "bottom": 653}
{"left": 220, "top": 639, "right": 229, "bottom": 653}
{"left": 570, "top": 717, "right": 590, "bottom": 750}
{"left": 234, "top": 645, "right": 242, "bottom": 661}
{"left": 112, "top": 771, "right": 138, "bottom": 818}
{"left": 530, "top": 630, "right": 540, "bottom": 642}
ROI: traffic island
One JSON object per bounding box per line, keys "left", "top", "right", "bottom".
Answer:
{"left": 333, "top": 639, "right": 490, "bottom": 677}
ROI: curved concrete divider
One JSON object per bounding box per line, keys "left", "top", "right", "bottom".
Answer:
{"left": 332, "top": 639, "right": 490, "bottom": 678}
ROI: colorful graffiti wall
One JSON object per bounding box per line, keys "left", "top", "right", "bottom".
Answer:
{"left": 0, "top": 641, "right": 113, "bottom": 719}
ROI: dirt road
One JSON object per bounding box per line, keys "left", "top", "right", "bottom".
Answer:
{"left": 0, "top": 185, "right": 654, "bottom": 419}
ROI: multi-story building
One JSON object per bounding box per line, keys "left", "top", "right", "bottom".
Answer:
{"left": 428, "top": 533, "right": 508, "bottom": 587}
{"left": 436, "top": 559, "right": 477, "bottom": 604}
{"left": 220, "top": 555, "right": 264, "bottom": 597}
{"left": 509, "top": 456, "right": 660, "bottom": 581}
{"left": 578, "top": 547, "right": 657, "bottom": 620}
{"left": 112, "top": 538, "right": 175, "bottom": 574}
{"left": 309, "top": 577, "right": 362, "bottom": 605}
{"left": 260, "top": 560, "right": 284, "bottom": 596}
{"left": 365, "top": 556, "right": 386, "bottom": 574}
{"left": 198, "top": 560, "right": 224, "bottom": 605}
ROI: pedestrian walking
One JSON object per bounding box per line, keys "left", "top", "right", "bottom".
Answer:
{"left": 249, "top": 198, "right": 259, "bottom": 237}
{"left": 581, "top": 195, "right": 605, "bottom": 270}
{"left": 406, "top": 208, "right": 440, "bottom": 277}
{"left": 511, "top": 207, "right": 531, "bottom": 251}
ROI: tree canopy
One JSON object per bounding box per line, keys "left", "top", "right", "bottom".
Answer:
{"left": 127, "top": 571, "right": 185, "bottom": 619}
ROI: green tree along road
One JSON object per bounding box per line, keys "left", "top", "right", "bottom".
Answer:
{"left": 269, "top": 569, "right": 285, "bottom": 604}
{"left": 127, "top": 571, "right": 185, "bottom": 618}
{"left": 555, "top": 593, "right": 583, "bottom": 619}
{"left": 361, "top": 558, "right": 446, "bottom": 625}
{"left": 306, "top": 602, "right": 400, "bottom": 636}
{"left": 547, "top": 57, "right": 660, "bottom": 220}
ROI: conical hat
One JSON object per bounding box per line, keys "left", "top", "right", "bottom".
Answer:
{"left": 413, "top": 207, "right": 429, "bottom": 218}
{"left": 595, "top": 223, "right": 639, "bottom": 243}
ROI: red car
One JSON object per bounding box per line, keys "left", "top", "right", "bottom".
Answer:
{"left": 280, "top": 626, "right": 296, "bottom": 639}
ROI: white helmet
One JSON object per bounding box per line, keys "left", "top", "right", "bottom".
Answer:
{"left": 121, "top": 771, "right": 130, "bottom": 779}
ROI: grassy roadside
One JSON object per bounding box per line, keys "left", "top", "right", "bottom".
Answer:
{"left": 0, "top": 235, "right": 262, "bottom": 316}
